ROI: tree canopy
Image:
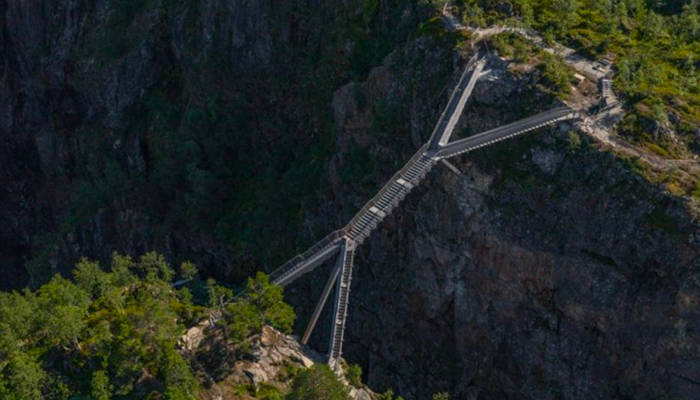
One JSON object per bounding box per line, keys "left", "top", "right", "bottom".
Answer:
{"left": 0, "top": 252, "right": 205, "bottom": 399}
{"left": 222, "top": 271, "right": 296, "bottom": 343}
{"left": 287, "top": 364, "right": 350, "bottom": 400}
{"left": 0, "top": 252, "right": 300, "bottom": 399}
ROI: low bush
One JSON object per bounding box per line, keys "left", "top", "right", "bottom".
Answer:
{"left": 287, "top": 364, "right": 350, "bottom": 400}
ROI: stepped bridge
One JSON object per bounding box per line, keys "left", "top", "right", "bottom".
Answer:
{"left": 253, "top": 53, "right": 578, "bottom": 370}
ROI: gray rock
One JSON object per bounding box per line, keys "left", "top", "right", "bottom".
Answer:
{"left": 530, "top": 147, "right": 564, "bottom": 175}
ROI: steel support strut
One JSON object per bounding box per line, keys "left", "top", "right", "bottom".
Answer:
{"left": 301, "top": 242, "right": 345, "bottom": 345}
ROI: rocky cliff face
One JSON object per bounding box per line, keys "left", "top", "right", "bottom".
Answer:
{"left": 0, "top": 0, "right": 428, "bottom": 287}
{"left": 288, "top": 40, "right": 699, "bottom": 399}
{"left": 1, "top": 1, "right": 698, "bottom": 399}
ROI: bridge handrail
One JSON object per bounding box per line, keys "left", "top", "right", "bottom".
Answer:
{"left": 268, "top": 229, "right": 346, "bottom": 284}
{"left": 261, "top": 142, "right": 434, "bottom": 289}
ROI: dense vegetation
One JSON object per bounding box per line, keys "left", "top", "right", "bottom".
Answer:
{"left": 0, "top": 253, "right": 202, "bottom": 398}
{"left": 450, "top": 0, "right": 699, "bottom": 155}
{"left": 486, "top": 31, "right": 575, "bottom": 98}
{"left": 217, "top": 272, "right": 296, "bottom": 343}
{"left": 0, "top": 253, "right": 295, "bottom": 399}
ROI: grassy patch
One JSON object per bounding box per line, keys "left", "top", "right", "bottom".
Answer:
{"left": 645, "top": 142, "right": 670, "bottom": 158}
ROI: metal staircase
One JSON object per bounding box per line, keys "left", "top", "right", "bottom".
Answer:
{"left": 264, "top": 146, "right": 438, "bottom": 289}
{"left": 328, "top": 239, "right": 356, "bottom": 368}
{"left": 345, "top": 145, "right": 435, "bottom": 244}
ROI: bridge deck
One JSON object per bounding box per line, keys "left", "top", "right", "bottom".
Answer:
{"left": 269, "top": 230, "right": 344, "bottom": 287}
{"left": 435, "top": 107, "right": 577, "bottom": 159}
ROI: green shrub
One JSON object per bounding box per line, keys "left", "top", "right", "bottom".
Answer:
{"left": 345, "top": 363, "right": 363, "bottom": 387}
{"left": 223, "top": 272, "right": 296, "bottom": 342}
{"left": 645, "top": 143, "right": 670, "bottom": 158}
{"left": 91, "top": 370, "right": 113, "bottom": 400}
{"left": 691, "top": 180, "right": 700, "bottom": 199}
{"left": 255, "top": 382, "right": 284, "bottom": 400}
{"left": 0, "top": 252, "right": 201, "bottom": 399}
{"left": 567, "top": 131, "right": 582, "bottom": 152}
{"left": 379, "top": 389, "right": 405, "bottom": 400}
{"left": 287, "top": 364, "right": 350, "bottom": 400}
{"left": 538, "top": 54, "right": 573, "bottom": 98}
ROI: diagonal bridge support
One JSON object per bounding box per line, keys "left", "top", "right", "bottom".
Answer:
{"left": 252, "top": 51, "right": 579, "bottom": 369}
{"left": 300, "top": 241, "right": 344, "bottom": 345}
{"left": 427, "top": 54, "right": 486, "bottom": 150}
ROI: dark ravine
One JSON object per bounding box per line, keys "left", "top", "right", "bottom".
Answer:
{"left": 0, "top": 0, "right": 430, "bottom": 288}
{"left": 1, "top": 1, "right": 699, "bottom": 400}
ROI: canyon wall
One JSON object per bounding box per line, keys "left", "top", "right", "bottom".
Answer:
{"left": 1, "top": 1, "right": 698, "bottom": 399}
{"left": 0, "top": 0, "right": 427, "bottom": 287}
{"left": 289, "top": 40, "right": 699, "bottom": 399}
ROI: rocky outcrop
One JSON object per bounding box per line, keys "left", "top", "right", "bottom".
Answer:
{"left": 185, "top": 324, "right": 375, "bottom": 400}
{"left": 239, "top": 326, "right": 316, "bottom": 385}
